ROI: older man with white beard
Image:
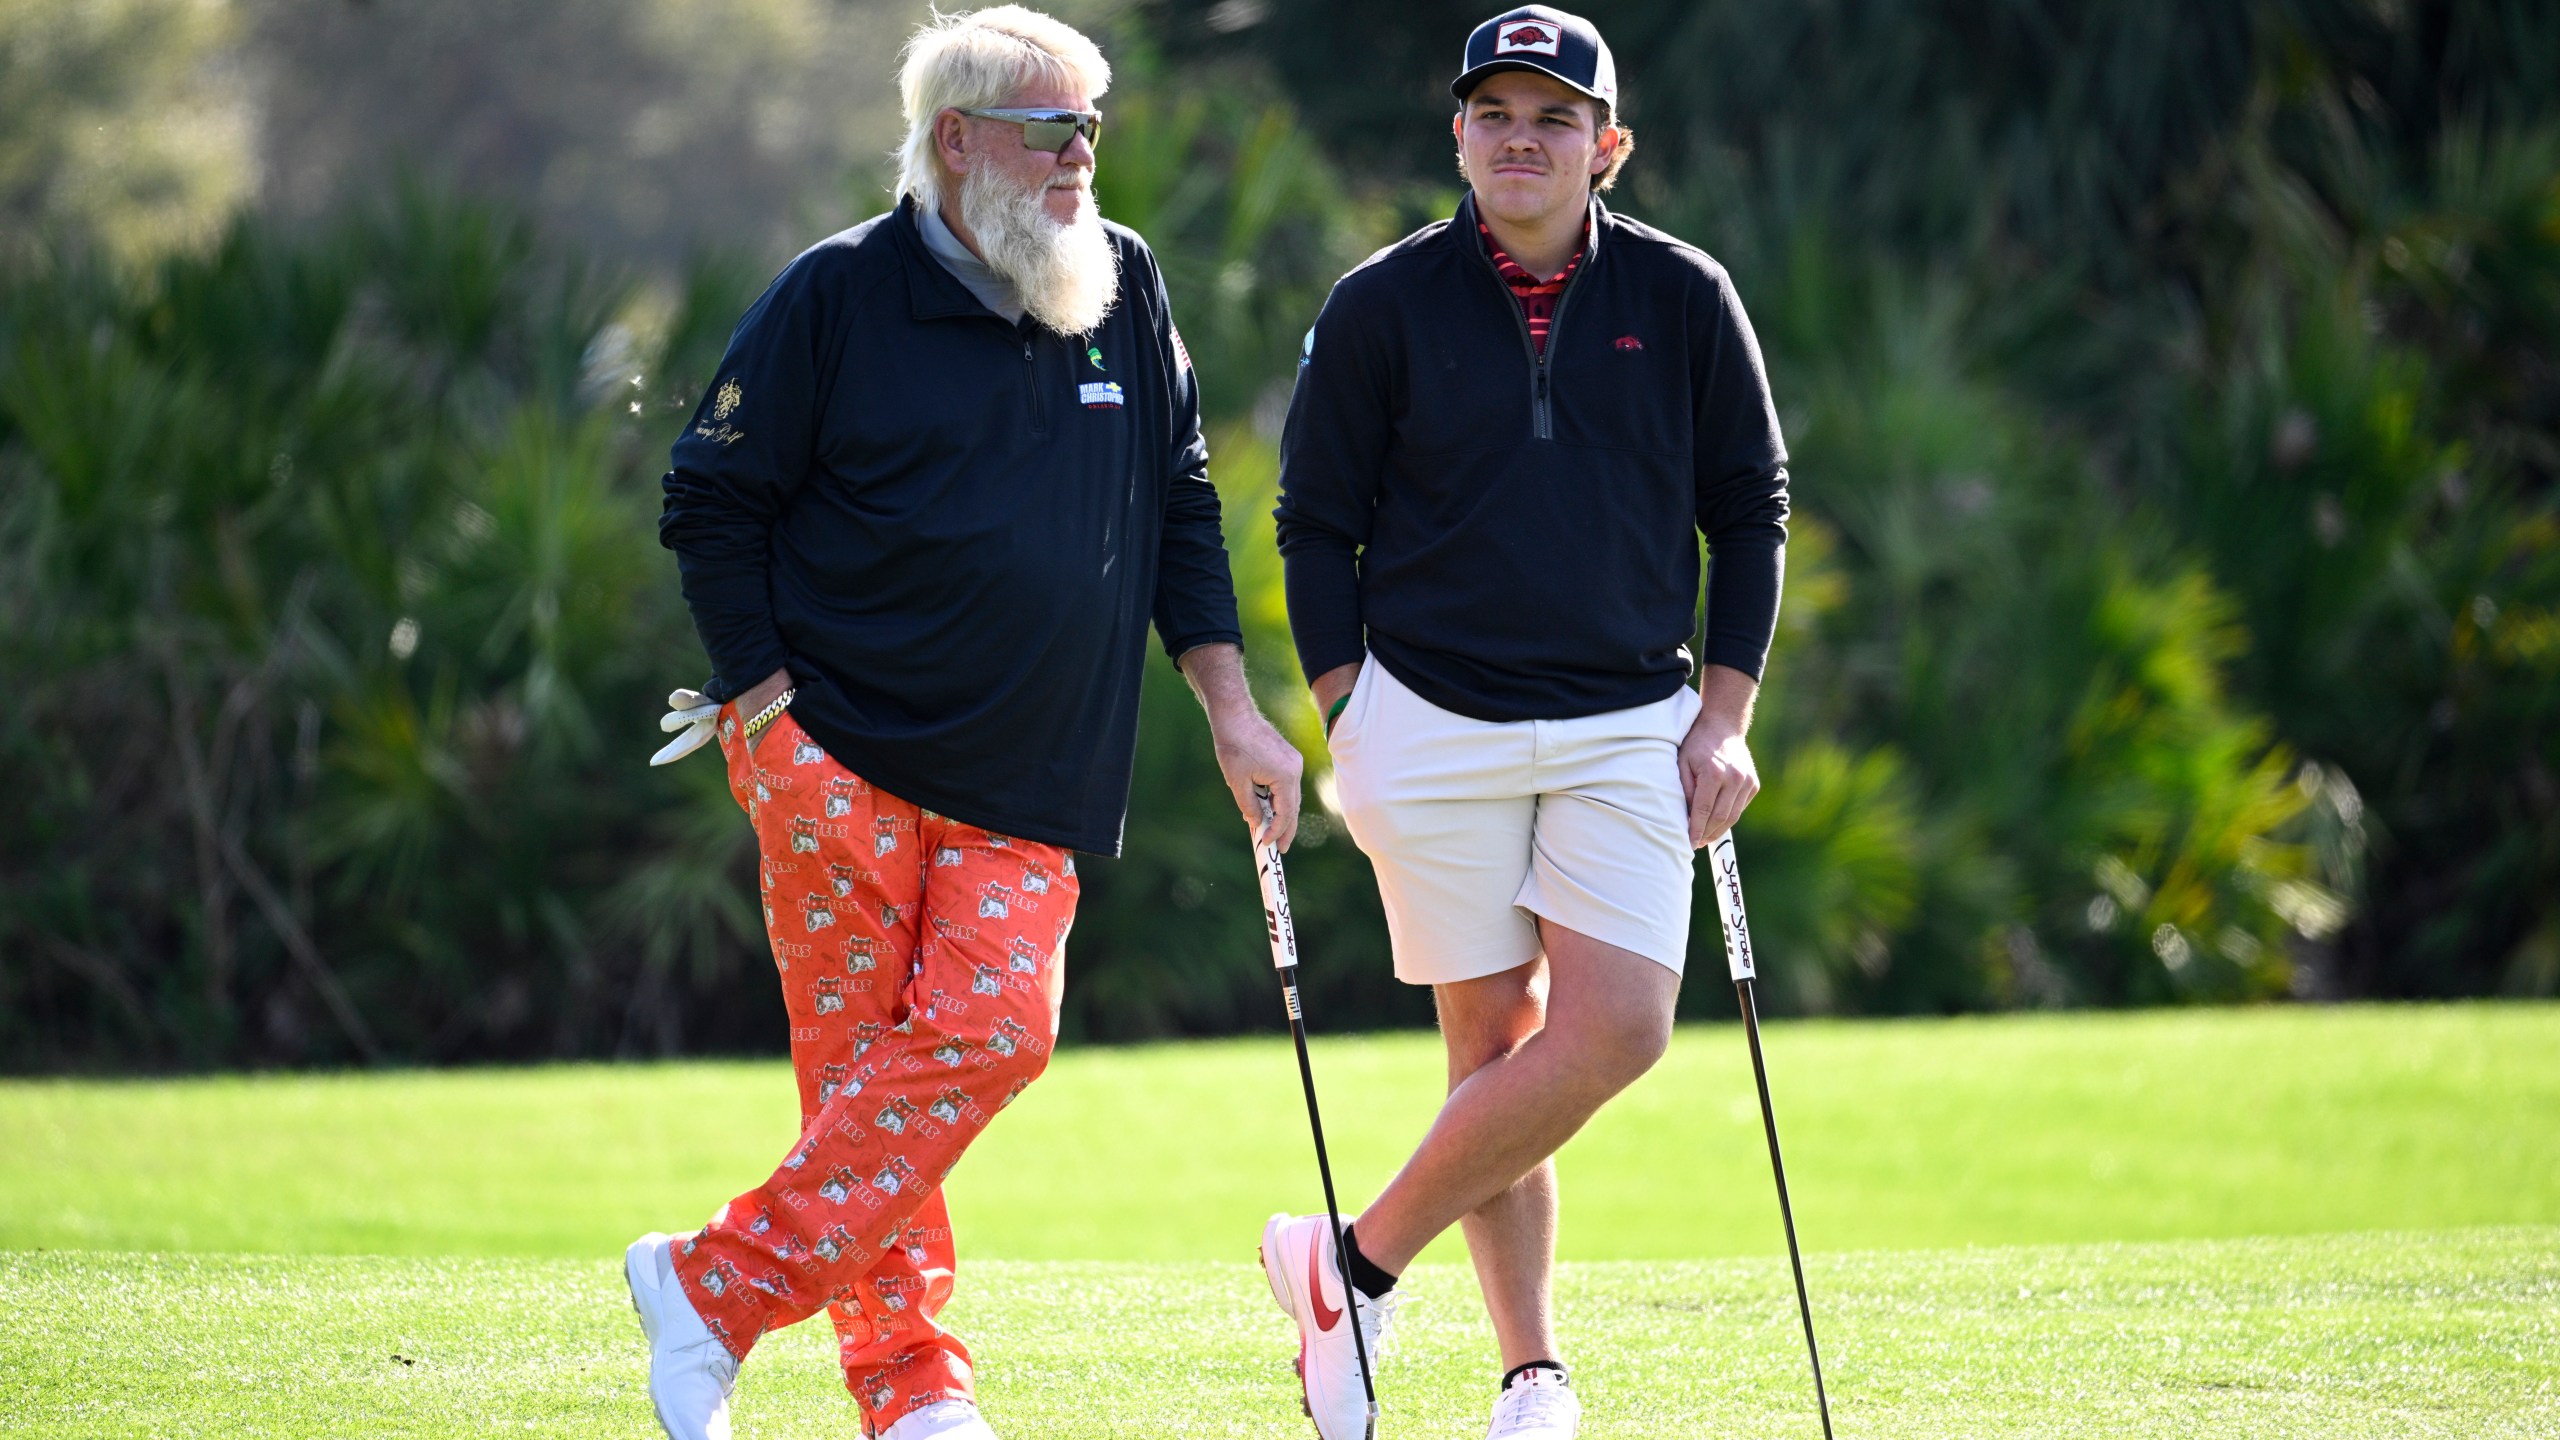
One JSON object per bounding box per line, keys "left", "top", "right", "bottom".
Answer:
{"left": 629, "top": 9, "right": 1303, "bottom": 1440}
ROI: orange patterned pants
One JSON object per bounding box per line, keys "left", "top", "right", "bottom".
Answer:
{"left": 676, "top": 704, "right": 1077, "bottom": 1436}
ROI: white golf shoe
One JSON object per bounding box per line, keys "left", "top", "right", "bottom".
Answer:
{"left": 1485, "top": 1366, "right": 1581, "bottom": 1438}
{"left": 625, "top": 1232, "right": 740, "bottom": 1440}
{"left": 880, "top": 1398, "right": 1000, "bottom": 1439}
{"left": 1261, "top": 1212, "right": 1398, "bottom": 1440}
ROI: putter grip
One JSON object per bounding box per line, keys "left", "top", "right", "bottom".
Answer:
{"left": 1253, "top": 785, "right": 1298, "bottom": 971}
{"left": 1709, "top": 834, "right": 1757, "bottom": 982}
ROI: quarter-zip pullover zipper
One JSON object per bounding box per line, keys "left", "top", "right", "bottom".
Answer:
{"left": 1021, "top": 331, "right": 1049, "bottom": 438}
{"left": 1477, "top": 231, "right": 1586, "bottom": 442}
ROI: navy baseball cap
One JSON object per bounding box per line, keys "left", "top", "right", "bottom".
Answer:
{"left": 1451, "top": 6, "right": 1618, "bottom": 111}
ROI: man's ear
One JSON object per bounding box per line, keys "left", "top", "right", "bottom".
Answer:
{"left": 1590, "top": 125, "right": 1620, "bottom": 178}
{"left": 935, "top": 109, "right": 972, "bottom": 174}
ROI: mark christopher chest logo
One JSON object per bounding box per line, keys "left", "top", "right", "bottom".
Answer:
{"left": 1496, "top": 21, "right": 1561, "bottom": 56}
{"left": 1078, "top": 380, "right": 1125, "bottom": 410}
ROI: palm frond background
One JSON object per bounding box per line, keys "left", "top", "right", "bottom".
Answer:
{"left": 3, "top": 0, "right": 2554, "bottom": 1067}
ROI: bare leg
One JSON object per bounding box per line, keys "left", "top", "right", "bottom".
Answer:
{"left": 1435, "top": 961, "right": 1562, "bottom": 1372}
{"left": 1356, "top": 919, "right": 1678, "bottom": 1276}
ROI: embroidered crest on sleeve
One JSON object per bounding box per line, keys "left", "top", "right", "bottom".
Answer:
{"left": 695, "top": 376, "right": 746, "bottom": 446}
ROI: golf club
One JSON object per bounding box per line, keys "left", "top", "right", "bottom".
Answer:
{"left": 1253, "top": 782, "right": 1380, "bottom": 1435}
{"left": 1709, "top": 832, "right": 1838, "bottom": 1440}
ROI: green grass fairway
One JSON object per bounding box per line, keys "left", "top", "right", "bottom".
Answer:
{"left": 4, "top": 1005, "right": 2553, "bottom": 1263}
{"left": 4, "top": 1231, "right": 2552, "bottom": 1438}
{"left": 3, "top": 1004, "right": 2555, "bottom": 1435}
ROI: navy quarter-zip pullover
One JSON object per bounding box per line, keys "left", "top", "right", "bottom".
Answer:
{"left": 1275, "top": 194, "right": 1789, "bottom": 722}
{"left": 660, "top": 197, "right": 1241, "bottom": 854}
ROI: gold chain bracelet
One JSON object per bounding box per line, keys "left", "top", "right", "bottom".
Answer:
{"left": 741, "top": 687, "right": 796, "bottom": 741}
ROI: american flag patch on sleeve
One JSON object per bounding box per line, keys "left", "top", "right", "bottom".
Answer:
{"left": 1169, "top": 323, "right": 1192, "bottom": 374}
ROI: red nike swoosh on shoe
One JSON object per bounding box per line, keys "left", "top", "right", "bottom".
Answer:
{"left": 1307, "top": 1231, "right": 1343, "bottom": 1332}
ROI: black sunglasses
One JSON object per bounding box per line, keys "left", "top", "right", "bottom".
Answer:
{"left": 957, "top": 106, "right": 1103, "bottom": 153}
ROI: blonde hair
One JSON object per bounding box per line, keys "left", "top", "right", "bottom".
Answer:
{"left": 1594, "top": 112, "right": 1635, "bottom": 192}
{"left": 895, "top": 6, "right": 1112, "bottom": 210}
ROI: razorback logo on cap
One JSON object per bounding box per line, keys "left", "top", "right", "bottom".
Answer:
{"left": 1496, "top": 20, "right": 1561, "bottom": 56}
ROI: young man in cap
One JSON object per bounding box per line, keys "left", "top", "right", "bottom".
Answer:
{"left": 1265, "top": 6, "right": 1789, "bottom": 1437}
{"left": 638, "top": 8, "right": 1303, "bottom": 1440}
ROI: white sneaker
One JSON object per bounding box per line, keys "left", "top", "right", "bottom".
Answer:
{"left": 880, "top": 1398, "right": 999, "bottom": 1439}
{"left": 1486, "top": 1367, "right": 1581, "bottom": 1438}
{"left": 624, "top": 1233, "right": 740, "bottom": 1440}
{"left": 1261, "top": 1213, "right": 1397, "bottom": 1440}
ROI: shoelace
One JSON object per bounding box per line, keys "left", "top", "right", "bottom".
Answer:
{"left": 1487, "top": 1377, "right": 1572, "bottom": 1435}
{"left": 684, "top": 1330, "right": 741, "bottom": 1384}
{"left": 1353, "top": 1287, "right": 1405, "bottom": 1363}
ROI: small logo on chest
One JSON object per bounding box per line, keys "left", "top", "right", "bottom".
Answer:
{"left": 1078, "top": 380, "right": 1124, "bottom": 410}
{"left": 1614, "top": 334, "right": 1646, "bottom": 352}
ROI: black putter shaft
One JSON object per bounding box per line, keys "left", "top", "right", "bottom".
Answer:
{"left": 1254, "top": 784, "right": 1380, "bottom": 1428}
{"left": 1709, "top": 834, "right": 1837, "bottom": 1440}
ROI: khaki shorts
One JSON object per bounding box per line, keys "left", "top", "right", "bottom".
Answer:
{"left": 1329, "top": 658, "right": 1700, "bottom": 986}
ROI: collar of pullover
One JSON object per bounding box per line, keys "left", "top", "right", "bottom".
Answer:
{"left": 1456, "top": 190, "right": 1607, "bottom": 273}
{"left": 916, "top": 198, "right": 1027, "bottom": 325}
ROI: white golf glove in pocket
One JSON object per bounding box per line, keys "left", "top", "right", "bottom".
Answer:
{"left": 651, "top": 688, "right": 722, "bottom": 767}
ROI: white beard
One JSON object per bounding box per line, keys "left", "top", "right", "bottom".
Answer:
{"left": 959, "top": 164, "right": 1120, "bottom": 336}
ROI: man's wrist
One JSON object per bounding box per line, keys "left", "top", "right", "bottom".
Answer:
{"left": 1307, "top": 659, "right": 1362, "bottom": 714}
{"left": 1695, "top": 663, "right": 1759, "bottom": 735}
{"left": 735, "top": 666, "right": 795, "bottom": 716}
{"left": 1204, "top": 695, "right": 1265, "bottom": 735}
{"left": 1177, "top": 643, "right": 1264, "bottom": 731}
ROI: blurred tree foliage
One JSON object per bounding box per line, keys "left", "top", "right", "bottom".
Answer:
{"left": 1, "top": 0, "right": 933, "bottom": 273}
{"left": 0, "top": 186, "right": 778, "bottom": 1067}
{"left": 0, "top": 0, "right": 256, "bottom": 264}
{"left": 4, "top": 1, "right": 2557, "bottom": 1070}
{"left": 238, "top": 0, "right": 928, "bottom": 270}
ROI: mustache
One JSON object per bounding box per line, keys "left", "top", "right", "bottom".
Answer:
{"left": 960, "top": 161, "right": 1119, "bottom": 335}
